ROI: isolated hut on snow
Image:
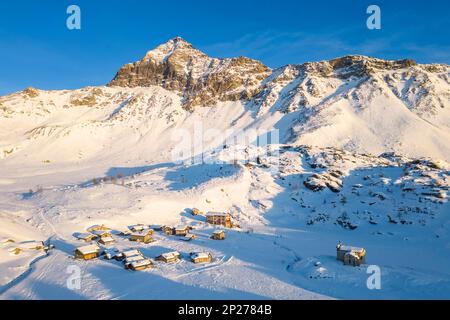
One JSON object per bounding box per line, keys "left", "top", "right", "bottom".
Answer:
{"left": 211, "top": 230, "right": 226, "bottom": 240}
{"left": 190, "top": 252, "right": 212, "bottom": 264}
{"left": 155, "top": 251, "right": 181, "bottom": 263}
{"left": 336, "top": 243, "right": 366, "bottom": 266}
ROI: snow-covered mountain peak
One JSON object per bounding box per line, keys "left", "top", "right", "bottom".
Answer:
{"left": 108, "top": 37, "right": 271, "bottom": 109}
{"left": 142, "top": 36, "right": 206, "bottom": 63}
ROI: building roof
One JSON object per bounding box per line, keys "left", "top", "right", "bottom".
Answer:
{"left": 131, "top": 258, "right": 152, "bottom": 269}
{"left": 130, "top": 230, "right": 151, "bottom": 237}
{"left": 76, "top": 244, "right": 100, "bottom": 255}
{"left": 175, "top": 226, "right": 189, "bottom": 231}
{"left": 122, "top": 249, "right": 141, "bottom": 258}
{"left": 125, "top": 254, "right": 145, "bottom": 263}
{"left": 129, "top": 224, "right": 149, "bottom": 231}
{"left": 206, "top": 212, "right": 229, "bottom": 217}
{"left": 87, "top": 225, "right": 110, "bottom": 232}
{"left": 91, "top": 230, "right": 111, "bottom": 237}
{"left": 76, "top": 233, "right": 96, "bottom": 240}
{"left": 338, "top": 244, "right": 365, "bottom": 253}
{"left": 161, "top": 251, "right": 180, "bottom": 259}
{"left": 99, "top": 236, "right": 115, "bottom": 243}
{"left": 191, "top": 252, "right": 211, "bottom": 260}
{"left": 213, "top": 230, "right": 225, "bottom": 234}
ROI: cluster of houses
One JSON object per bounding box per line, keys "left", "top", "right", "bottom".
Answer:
{"left": 72, "top": 210, "right": 233, "bottom": 270}
{"left": 75, "top": 225, "right": 116, "bottom": 246}
{"left": 336, "top": 242, "right": 367, "bottom": 266}
{"left": 74, "top": 244, "right": 213, "bottom": 271}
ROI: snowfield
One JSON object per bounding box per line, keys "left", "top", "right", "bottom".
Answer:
{"left": 0, "top": 39, "right": 449, "bottom": 299}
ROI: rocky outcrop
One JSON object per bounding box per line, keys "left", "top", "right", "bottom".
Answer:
{"left": 108, "top": 37, "right": 271, "bottom": 109}
{"left": 22, "top": 87, "right": 40, "bottom": 98}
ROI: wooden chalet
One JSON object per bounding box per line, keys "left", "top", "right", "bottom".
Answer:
{"left": 91, "top": 230, "right": 112, "bottom": 239}
{"left": 174, "top": 226, "right": 190, "bottom": 236}
{"left": 124, "top": 253, "right": 145, "bottom": 269}
{"left": 162, "top": 225, "right": 175, "bottom": 235}
{"left": 75, "top": 233, "right": 98, "bottom": 242}
{"left": 155, "top": 251, "right": 181, "bottom": 263}
{"left": 87, "top": 225, "right": 110, "bottom": 233}
{"left": 211, "top": 230, "right": 226, "bottom": 240}
{"left": 122, "top": 249, "right": 142, "bottom": 258}
{"left": 129, "top": 230, "right": 154, "bottom": 243}
{"left": 74, "top": 244, "right": 101, "bottom": 260}
{"left": 180, "top": 234, "right": 196, "bottom": 241}
{"left": 129, "top": 258, "right": 153, "bottom": 271}
{"left": 98, "top": 236, "right": 115, "bottom": 246}
{"left": 190, "top": 252, "right": 213, "bottom": 264}
{"left": 129, "top": 224, "right": 151, "bottom": 233}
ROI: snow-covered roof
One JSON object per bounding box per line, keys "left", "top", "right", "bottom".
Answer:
{"left": 191, "top": 252, "right": 211, "bottom": 259}
{"left": 179, "top": 234, "right": 195, "bottom": 241}
{"left": 76, "top": 233, "right": 96, "bottom": 240}
{"left": 338, "top": 244, "right": 365, "bottom": 253}
{"left": 91, "top": 230, "right": 110, "bottom": 236}
{"left": 125, "top": 255, "right": 145, "bottom": 263}
{"left": 122, "top": 249, "right": 141, "bottom": 258}
{"left": 88, "top": 225, "right": 110, "bottom": 231}
{"left": 76, "top": 244, "right": 100, "bottom": 255}
{"left": 131, "top": 258, "right": 152, "bottom": 269}
{"left": 130, "top": 230, "right": 151, "bottom": 237}
{"left": 213, "top": 230, "right": 225, "bottom": 234}
{"left": 100, "top": 236, "right": 114, "bottom": 243}
{"left": 161, "top": 251, "right": 180, "bottom": 259}
{"left": 129, "top": 224, "right": 149, "bottom": 231}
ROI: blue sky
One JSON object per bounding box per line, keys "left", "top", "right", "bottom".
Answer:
{"left": 0, "top": 0, "right": 449, "bottom": 95}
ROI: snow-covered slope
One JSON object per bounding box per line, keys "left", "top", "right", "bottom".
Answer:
{"left": 0, "top": 38, "right": 449, "bottom": 300}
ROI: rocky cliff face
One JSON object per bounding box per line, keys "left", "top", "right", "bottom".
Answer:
{"left": 108, "top": 37, "right": 271, "bottom": 109}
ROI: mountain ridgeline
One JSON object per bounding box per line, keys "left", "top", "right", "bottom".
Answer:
{"left": 1, "top": 37, "right": 450, "bottom": 162}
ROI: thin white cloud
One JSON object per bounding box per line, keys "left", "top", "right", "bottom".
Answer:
{"left": 200, "top": 30, "right": 450, "bottom": 67}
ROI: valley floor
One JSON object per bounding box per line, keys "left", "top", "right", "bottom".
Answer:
{"left": 0, "top": 146, "right": 449, "bottom": 300}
